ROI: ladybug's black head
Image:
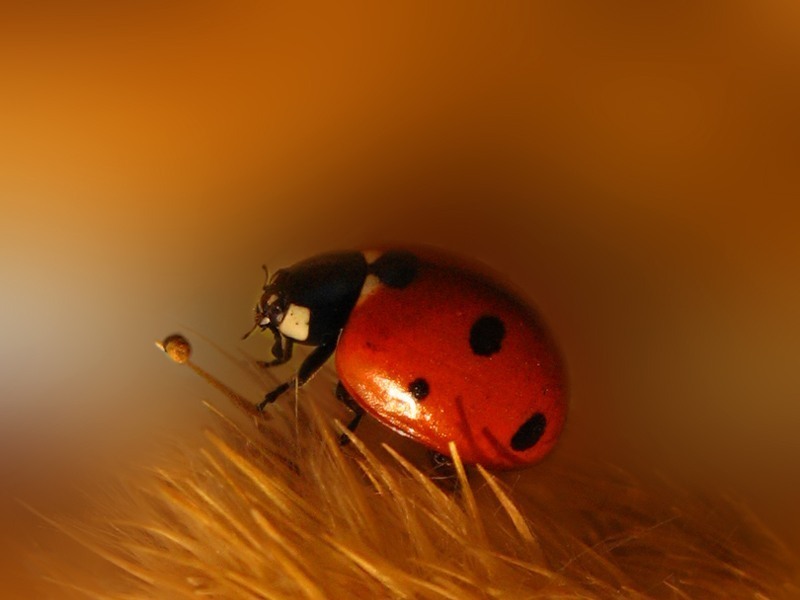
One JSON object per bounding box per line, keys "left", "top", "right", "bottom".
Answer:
{"left": 242, "top": 267, "right": 288, "bottom": 340}
{"left": 245, "top": 251, "right": 370, "bottom": 346}
{"left": 253, "top": 284, "right": 287, "bottom": 334}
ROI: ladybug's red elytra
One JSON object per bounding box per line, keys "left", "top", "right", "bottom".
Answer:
{"left": 246, "top": 248, "right": 567, "bottom": 469}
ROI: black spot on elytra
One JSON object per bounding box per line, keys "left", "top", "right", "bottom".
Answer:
{"left": 469, "top": 315, "right": 505, "bottom": 356}
{"left": 510, "top": 413, "right": 547, "bottom": 452}
{"left": 369, "top": 251, "right": 419, "bottom": 288}
{"left": 408, "top": 377, "right": 430, "bottom": 401}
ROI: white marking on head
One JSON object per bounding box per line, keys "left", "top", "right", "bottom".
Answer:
{"left": 259, "top": 316, "right": 271, "bottom": 327}
{"left": 278, "top": 304, "right": 311, "bottom": 341}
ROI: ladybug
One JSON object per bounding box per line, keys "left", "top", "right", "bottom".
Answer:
{"left": 245, "top": 248, "right": 567, "bottom": 469}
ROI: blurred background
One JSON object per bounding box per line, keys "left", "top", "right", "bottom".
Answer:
{"left": 1, "top": 1, "right": 799, "bottom": 551}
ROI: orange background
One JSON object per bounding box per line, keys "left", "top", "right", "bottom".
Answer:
{"left": 1, "top": 2, "right": 799, "bottom": 546}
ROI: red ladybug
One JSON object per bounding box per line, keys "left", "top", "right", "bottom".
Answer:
{"left": 245, "top": 248, "right": 567, "bottom": 469}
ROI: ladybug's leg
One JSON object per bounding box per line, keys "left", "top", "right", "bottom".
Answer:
{"left": 257, "top": 338, "right": 336, "bottom": 410}
{"left": 335, "top": 381, "right": 364, "bottom": 445}
{"left": 430, "top": 451, "right": 453, "bottom": 470}
{"left": 257, "top": 331, "right": 294, "bottom": 368}
{"left": 428, "top": 450, "right": 459, "bottom": 490}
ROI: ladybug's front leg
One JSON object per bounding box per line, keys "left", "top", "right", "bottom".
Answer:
{"left": 257, "top": 329, "right": 294, "bottom": 368}
{"left": 257, "top": 338, "right": 337, "bottom": 411}
{"left": 335, "top": 381, "right": 364, "bottom": 445}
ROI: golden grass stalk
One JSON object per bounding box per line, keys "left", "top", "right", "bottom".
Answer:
{"left": 20, "top": 337, "right": 799, "bottom": 599}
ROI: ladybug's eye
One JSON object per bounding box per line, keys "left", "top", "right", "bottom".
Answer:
{"left": 254, "top": 293, "right": 284, "bottom": 329}
{"left": 260, "top": 293, "right": 278, "bottom": 311}
{"left": 267, "top": 303, "right": 285, "bottom": 325}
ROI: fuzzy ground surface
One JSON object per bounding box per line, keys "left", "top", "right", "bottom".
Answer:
{"left": 11, "top": 348, "right": 797, "bottom": 599}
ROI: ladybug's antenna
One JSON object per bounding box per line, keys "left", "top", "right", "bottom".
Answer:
{"left": 242, "top": 265, "right": 272, "bottom": 341}
{"left": 261, "top": 264, "right": 270, "bottom": 289}
{"left": 242, "top": 322, "right": 259, "bottom": 340}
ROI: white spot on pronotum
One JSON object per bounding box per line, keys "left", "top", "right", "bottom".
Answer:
{"left": 357, "top": 274, "right": 381, "bottom": 305}
{"left": 361, "top": 249, "right": 383, "bottom": 264}
{"left": 278, "top": 304, "right": 311, "bottom": 341}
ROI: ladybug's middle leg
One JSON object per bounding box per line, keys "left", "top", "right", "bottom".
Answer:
{"left": 335, "top": 381, "right": 364, "bottom": 445}
{"left": 257, "top": 338, "right": 336, "bottom": 410}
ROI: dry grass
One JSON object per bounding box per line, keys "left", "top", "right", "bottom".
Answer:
{"left": 19, "top": 345, "right": 799, "bottom": 599}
